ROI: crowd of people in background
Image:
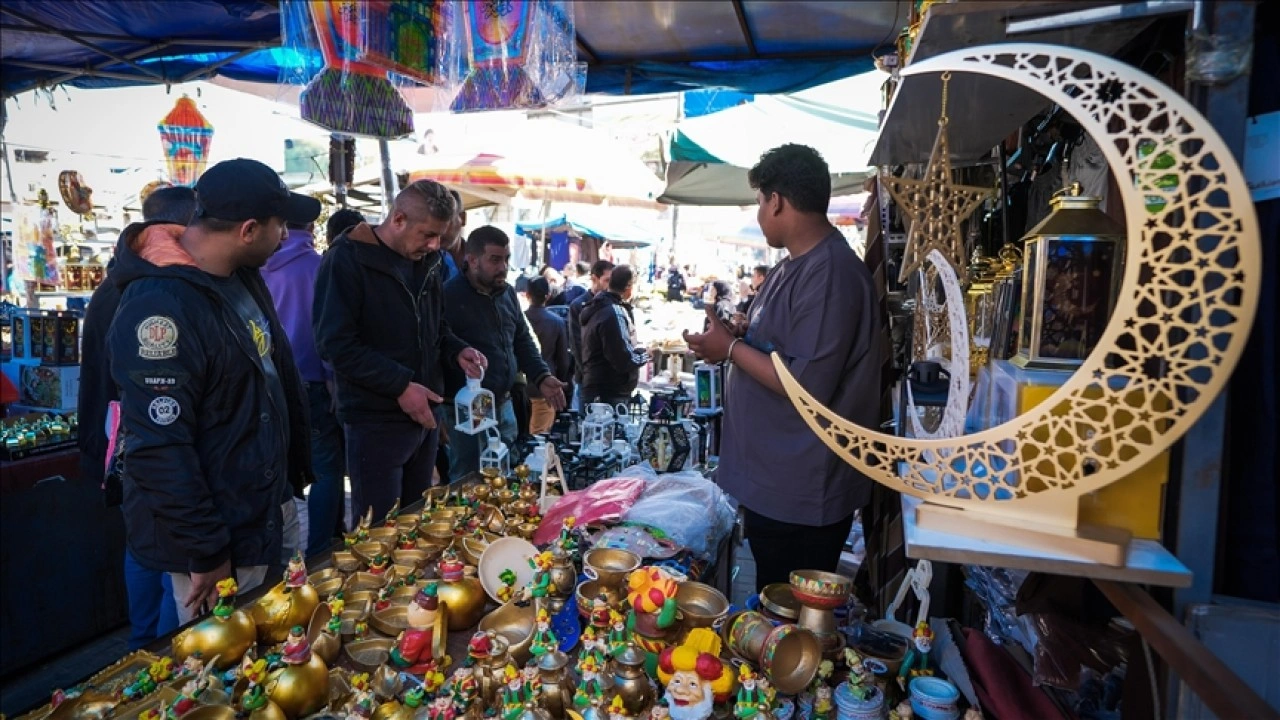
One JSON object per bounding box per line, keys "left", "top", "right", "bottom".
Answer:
{"left": 76, "top": 141, "right": 879, "bottom": 646}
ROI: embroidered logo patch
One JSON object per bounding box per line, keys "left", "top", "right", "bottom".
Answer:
{"left": 148, "top": 396, "right": 181, "bottom": 426}
{"left": 136, "top": 316, "right": 179, "bottom": 360}
{"left": 248, "top": 318, "right": 270, "bottom": 358}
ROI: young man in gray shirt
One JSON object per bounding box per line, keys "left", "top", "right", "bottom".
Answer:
{"left": 685, "top": 144, "right": 882, "bottom": 592}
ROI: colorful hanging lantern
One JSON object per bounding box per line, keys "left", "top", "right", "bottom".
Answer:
{"left": 157, "top": 96, "right": 214, "bottom": 187}
{"left": 451, "top": 0, "right": 578, "bottom": 112}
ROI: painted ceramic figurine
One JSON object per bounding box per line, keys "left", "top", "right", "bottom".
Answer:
{"left": 812, "top": 687, "right": 833, "bottom": 720}
{"left": 281, "top": 626, "right": 311, "bottom": 664}
{"left": 429, "top": 694, "right": 457, "bottom": 720}
{"left": 627, "top": 568, "right": 679, "bottom": 639}
{"left": 898, "top": 622, "right": 935, "bottom": 681}
{"left": 498, "top": 569, "right": 519, "bottom": 604}
{"left": 500, "top": 665, "right": 529, "bottom": 720}
{"left": 450, "top": 666, "right": 482, "bottom": 720}
{"left": 525, "top": 552, "right": 554, "bottom": 600}
{"left": 650, "top": 699, "right": 670, "bottom": 720}
{"left": 589, "top": 595, "right": 612, "bottom": 634}
{"left": 656, "top": 629, "right": 734, "bottom": 720}
{"left": 733, "top": 666, "right": 769, "bottom": 720}
{"left": 284, "top": 550, "right": 307, "bottom": 587}
{"left": 521, "top": 665, "right": 542, "bottom": 700}
{"left": 556, "top": 517, "right": 578, "bottom": 554}
{"left": 573, "top": 655, "right": 607, "bottom": 709}
{"left": 389, "top": 583, "right": 447, "bottom": 675}
{"left": 842, "top": 649, "right": 873, "bottom": 701}
{"left": 578, "top": 627, "right": 608, "bottom": 669}
{"left": 369, "top": 553, "right": 392, "bottom": 576}
{"left": 606, "top": 610, "right": 631, "bottom": 657}
{"left": 439, "top": 548, "right": 466, "bottom": 582}
{"left": 399, "top": 528, "right": 420, "bottom": 550}
{"left": 608, "top": 696, "right": 629, "bottom": 720}
{"left": 530, "top": 608, "right": 559, "bottom": 658}
{"left": 888, "top": 701, "right": 914, "bottom": 720}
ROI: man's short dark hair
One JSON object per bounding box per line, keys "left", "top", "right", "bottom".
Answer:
{"left": 327, "top": 208, "right": 365, "bottom": 243}
{"left": 574, "top": 261, "right": 590, "bottom": 277}
{"left": 195, "top": 215, "right": 273, "bottom": 233}
{"left": 608, "top": 264, "right": 634, "bottom": 294}
{"left": 466, "top": 225, "right": 510, "bottom": 257}
{"left": 396, "top": 180, "right": 455, "bottom": 222}
{"left": 754, "top": 264, "right": 769, "bottom": 277}
{"left": 747, "top": 143, "right": 831, "bottom": 214}
{"left": 527, "top": 277, "right": 551, "bottom": 305}
{"left": 591, "top": 259, "right": 615, "bottom": 278}
{"left": 142, "top": 186, "right": 197, "bottom": 224}
{"left": 449, "top": 188, "right": 463, "bottom": 215}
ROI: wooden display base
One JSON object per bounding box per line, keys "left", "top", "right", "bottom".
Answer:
{"left": 914, "top": 501, "right": 1132, "bottom": 567}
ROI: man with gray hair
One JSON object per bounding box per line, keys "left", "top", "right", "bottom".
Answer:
{"left": 315, "top": 180, "right": 487, "bottom": 518}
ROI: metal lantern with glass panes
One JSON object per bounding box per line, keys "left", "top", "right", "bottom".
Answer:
{"left": 610, "top": 439, "right": 632, "bottom": 470}
{"left": 480, "top": 429, "right": 511, "bottom": 477}
{"left": 1013, "top": 183, "right": 1124, "bottom": 370}
{"left": 580, "top": 403, "right": 615, "bottom": 457}
{"left": 694, "top": 362, "right": 723, "bottom": 412}
{"left": 455, "top": 372, "right": 498, "bottom": 435}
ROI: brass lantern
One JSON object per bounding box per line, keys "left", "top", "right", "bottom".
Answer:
{"left": 1013, "top": 183, "right": 1123, "bottom": 369}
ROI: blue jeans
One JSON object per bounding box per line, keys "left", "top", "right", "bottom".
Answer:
{"left": 125, "top": 549, "right": 177, "bottom": 650}
{"left": 447, "top": 398, "right": 517, "bottom": 482}
{"left": 306, "top": 382, "right": 347, "bottom": 557}
{"left": 345, "top": 409, "right": 442, "bottom": 522}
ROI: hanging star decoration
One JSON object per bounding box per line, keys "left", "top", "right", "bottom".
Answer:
{"left": 883, "top": 71, "right": 992, "bottom": 284}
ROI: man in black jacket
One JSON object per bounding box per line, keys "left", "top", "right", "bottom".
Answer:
{"left": 581, "top": 265, "right": 650, "bottom": 407}
{"left": 444, "top": 226, "right": 567, "bottom": 480}
{"left": 567, "top": 259, "right": 613, "bottom": 407}
{"left": 108, "top": 159, "right": 317, "bottom": 623}
{"left": 314, "top": 180, "right": 486, "bottom": 518}
{"left": 525, "top": 277, "right": 573, "bottom": 435}
{"left": 79, "top": 185, "right": 195, "bottom": 648}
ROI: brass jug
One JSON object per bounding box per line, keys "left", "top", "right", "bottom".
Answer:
{"left": 610, "top": 644, "right": 655, "bottom": 716}
{"left": 535, "top": 650, "right": 577, "bottom": 720}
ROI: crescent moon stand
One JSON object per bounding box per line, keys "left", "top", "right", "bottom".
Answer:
{"left": 777, "top": 43, "right": 1261, "bottom": 569}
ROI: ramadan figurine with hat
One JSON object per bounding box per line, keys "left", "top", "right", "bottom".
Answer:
{"left": 573, "top": 655, "right": 608, "bottom": 710}
{"left": 606, "top": 610, "right": 631, "bottom": 658}
{"left": 500, "top": 665, "right": 530, "bottom": 720}
{"left": 530, "top": 608, "right": 559, "bottom": 658}
{"left": 390, "top": 583, "right": 449, "bottom": 675}
{"left": 733, "top": 666, "right": 770, "bottom": 720}
{"left": 656, "top": 629, "right": 735, "bottom": 720}
{"left": 898, "top": 622, "right": 935, "bottom": 683}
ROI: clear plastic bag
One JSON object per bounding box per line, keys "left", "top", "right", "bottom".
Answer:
{"left": 622, "top": 469, "right": 737, "bottom": 560}
{"left": 962, "top": 565, "right": 1032, "bottom": 650}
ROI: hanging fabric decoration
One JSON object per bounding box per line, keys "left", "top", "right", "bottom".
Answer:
{"left": 157, "top": 96, "right": 214, "bottom": 187}
{"left": 451, "top": 0, "right": 584, "bottom": 112}
{"left": 13, "top": 190, "right": 61, "bottom": 287}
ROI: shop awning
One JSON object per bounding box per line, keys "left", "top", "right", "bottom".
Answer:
{"left": 659, "top": 71, "right": 885, "bottom": 205}
{"left": 0, "top": 1, "right": 896, "bottom": 98}
{"left": 516, "top": 215, "right": 654, "bottom": 249}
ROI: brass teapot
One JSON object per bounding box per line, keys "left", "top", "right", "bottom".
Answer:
{"left": 610, "top": 643, "right": 655, "bottom": 716}
{"left": 535, "top": 650, "right": 577, "bottom": 720}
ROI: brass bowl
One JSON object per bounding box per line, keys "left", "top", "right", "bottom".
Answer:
{"left": 788, "top": 570, "right": 853, "bottom": 610}
{"left": 479, "top": 601, "right": 537, "bottom": 666}
{"left": 583, "top": 548, "right": 642, "bottom": 589}
{"left": 759, "top": 624, "right": 822, "bottom": 695}
{"left": 431, "top": 506, "right": 467, "bottom": 522}
{"left": 675, "top": 581, "right": 730, "bottom": 631}
{"left": 368, "top": 603, "right": 410, "bottom": 637}
{"left": 759, "top": 583, "right": 800, "bottom": 621}
{"left": 395, "top": 514, "right": 421, "bottom": 532}
{"left": 345, "top": 571, "right": 390, "bottom": 594}
{"left": 344, "top": 637, "right": 394, "bottom": 673}
{"left": 460, "top": 536, "right": 489, "bottom": 566}
{"left": 367, "top": 526, "right": 399, "bottom": 546}
{"left": 392, "top": 548, "right": 430, "bottom": 570}
{"left": 313, "top": 577, "right": 345, "bottom": 598}
{"left": 345, "top": 590, "right": 376, "bottom": 608}
{"left": 179, "top": 707, "right": 236, "bottom": 720}
{"left": 496, "top": 489, "right": 517, "bottom": 506}
{"left": 471, "top": 484, "right": 492, "bottom": 503}
{"left": 331, "top": 551, "right": 361, "bottom": 574}
{"left": 575, "top": 580, "right": 623, "bottom": 619}
{"left": 422, "top": 521, "right": 456, "bottom": 543}
{"left": 514, "top": 522, "right": 539, "bottom": 540}
{"left": 351, "top": 541, "right": 390, "bottom": 565}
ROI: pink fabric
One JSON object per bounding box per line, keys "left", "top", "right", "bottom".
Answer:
{"left": 534, "top": 477, "right": 648, "bottom": 545}
{"left": 103, "top": 400, "right": 122, "bottom": 488}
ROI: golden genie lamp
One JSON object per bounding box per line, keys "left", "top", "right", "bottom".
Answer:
{"left": 173, "top": 579, "right": 256, "bottom": 670}
{"left": 251, "top": 551, "right": 321, "bottom": 645}
{"left": 266, "top": 626, "right": 330, "bottom": 719}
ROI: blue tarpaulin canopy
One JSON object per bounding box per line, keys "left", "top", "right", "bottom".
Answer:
{"left": 516, "top": 215, "right": 653, "bottom": 249}
{"left": 0, "top": 0, "right": 897, "bottom": 98}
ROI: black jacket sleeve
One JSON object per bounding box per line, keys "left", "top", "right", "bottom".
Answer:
{"left": 313, "top": 246, "right": 415, "bottom": 399}
{"left": 77, "top": 279, "right": 122, "bottom": 490}
{"left": 551, "top": 320, "right": 573, "bottom": 383}
{"left": 510, "top": 289, "right": 552, "bottom": 386}
{"left": 109, "top": 285, "right": 229, "bottom": 573}
{"left": 436, "top": 263, "right": 470, "bottom": 366}
{"left": 600, "top": 304, "right": 645, "bottom": 374}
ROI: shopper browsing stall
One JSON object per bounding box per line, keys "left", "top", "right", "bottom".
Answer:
{"left": 684, "top": 144, "right": 881, "bottom": 592}
{"left": 525, "top": 277, "right": 574, "bottom": 434}
{"left": 79, "top": 184, "right": 196, "bottom": 648}
{"left": 314, "top": 180, "right": 486, "bottom": 519}
{"left": 569, "top": 260, "right": 614, "bottom": 402}
{"left": 580, "top": 265, "right": 651, "bottom": 408}
{"left": 443, "top": 226, "right": 567, "bottom": 480}
{"left": 107, "top": 158, "right": 318, "bottom": 623}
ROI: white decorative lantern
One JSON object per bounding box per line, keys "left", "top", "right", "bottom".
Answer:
{"left": 455, "top": 373, "right": 497, "bottom": 435}
{"left": 611, "top": 439, "right": 632, "bottom": 469}
{"left": 580, "top": 403, "right": 615, "bottom": 457}
{"left": 694, "top": 362, "right": 723, "bottom": 412}
{"left": 480, "top": 429, "right": 510, "bottom": 477}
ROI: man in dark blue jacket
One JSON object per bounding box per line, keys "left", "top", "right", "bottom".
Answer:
{"left": 79, "top": 185, "right": 195, "bottom": 648}
{"left": 314, "top": 180, "right": 486, "bottom": 519}
{"left": 443, "top": 226, "right": 567, "bottom": 481}
{"left": 108, "top": 159, "right": 317, "bottom": 623}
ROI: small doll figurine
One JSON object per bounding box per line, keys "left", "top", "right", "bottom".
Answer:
{"left": 399, "top": 529, "right": 420, "bottom": 550}
{"left": 573, "top": 655, "right": 606, "bottom": 709}
{"left": 525, "top": 552, "right": 553, "bottom": 600}
{"left": 213, "top": 578, "right": 239, "bottom": 619}
{"left": 842, "top": 648, "right": 873, "bottom": 701}
{"left": 888, "top": 701, "right": 914, "bottom": 720}
{"left": 521, "top": 664, "right": 542, "bottom": 699}
{"left": 733, "top": 666, "right": 769, "bottom": 720}
{"left": 898, "top": 622, "right": 935, "bottom": 683}
{"left": 375, "top": 585, "right": 396, "bottom": 612}
{"left": 608, "top": 695, "right": 628, "bottom": 720}
{"left": 588, "top": 595, "right": 611, "bottom": 634}
{"left": 404, "top": 688, "right": 427, "bottom": 711}
{"left": 578, "top": 627, "right": 607, "bottom": 669}
{"left": 499, "top": 665, "right": 526, "bottom": 720}
{"left": 650, "top": 700, "right": 671, "bottom": 720}
{"left": 429, "top": 694, "right": 457, "bottom": 720}
{"left": 369, "top": 553, "right": 392, "bottom": 576}
{"left": 809, "top": 660, "right": 833, "bottom": 696}
{"left": 811, "top": 686, "right": 833, "bottom": 720}
{"left": 281, "top": 625, "right": 312, "bottom": 665}
{"left": 328, "top": 593, "right": 346, "bottom": 616}
{"left": 284, "top": 550, "right": 307, "bottom": 588}
{"left": 530, "top": 608, "right": 559, "bottom": 658}
{"left": 606, "top": 609, "right": 630, "bottom": 657}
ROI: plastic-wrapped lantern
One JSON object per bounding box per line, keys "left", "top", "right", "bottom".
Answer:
{"left": 451, "top": 0, "right": 577, "bottom": 112}
{"left": 580, "top": 403, "right": 615, "bottom": 458}
{"left": 157, "top": 96, "right": 213, "bottom": 187}
{"left": 480, "top": 430, "right": 510, "bottom": 477}
{"left": 455, "top": 373, "right": 497, "bottom": 435}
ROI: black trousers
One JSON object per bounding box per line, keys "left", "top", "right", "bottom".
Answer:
{"left": 743, "top": 507, "right": 855, "bottom": 594}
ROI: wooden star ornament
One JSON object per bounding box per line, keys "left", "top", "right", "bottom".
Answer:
{"left": 883, "top": 121, "right": 991, "bottom": 284}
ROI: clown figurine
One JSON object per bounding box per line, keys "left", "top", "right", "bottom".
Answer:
{"left": 429, "top": 695, "right": 456, "bottom": 720}
{"left": 450, "top": 666, "right": 481, "bottom": 719}
{"left": 579, "top": 627, "right": 607, "bottom": 669}
{"left": 500, "top": 665, "right": 526, "bottom": 720}
{"left": 281, "top": 626, "right": 311, "bottom": 664}
{"left": 389, "top": 583, "right": 446, "bottom": 675}
{"left": 606, "top": 610, "right": 631, "bottom": 657}
{"left": 573, "top": 655, "right": 607, "bottom": 709}
{"left": 375, "top": 585, "right": 396, "bottom": 612}
{"left": 898, "top": 622, "right": 935, "bottom": 682}
{"left": 812, "top": 686, "right": 833, "bottom": 720}
{"left": 557, "top": 517, "right": 579, "bottom": 554}
{"left": 656, "top": 629, "right": 734, "bottom": 720}
{"left": 284, "top": 550, "right": 307, "bottom": 588}
{"left": 734, "top": 666, "right": 769, "bottom": 720}
{"left": 521, "top": 664, "right": 542, "bottom": 699}
{"left": 525, "top": 552, "right": 553, "bottom": 600}
{"left": 650, "top": 699, "right": 670, "bottom": 720}
{"left": 440, "top": 549, "right": 466, "bottom": 585}
{"left": 531, "top": 608, "right": 559, "bottom": 658}
{"left": 589, "top": 595, "right": 611, "bottom": 634}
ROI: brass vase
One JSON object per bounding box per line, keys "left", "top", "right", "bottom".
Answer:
{"left": 251, "top": 582, "right": 321, "bottom": 645}
{"left": 610, "top": 644, "right": 655, "bottom": 716}
{"left": 172, "top": 608, "right": 257, "bottom": 670}
{"left": 547, "top": 547, "right": 577, "bottom": 598}
{"left": 267, "top": 652, "right": 330, "bottom": 720}
{"left": 438, "top": 568, "right": 487, "bottom": 630}
{"left": 535, "top": 650, "right": 577, "bottom": 720}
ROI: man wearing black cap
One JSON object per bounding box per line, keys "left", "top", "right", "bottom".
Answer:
{"left": 107, "top": 158, "right": 319, "bottom": 623}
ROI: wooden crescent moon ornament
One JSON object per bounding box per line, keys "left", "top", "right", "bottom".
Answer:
{"left": 776, "top": 44, "right": 1261, "bottom": 559}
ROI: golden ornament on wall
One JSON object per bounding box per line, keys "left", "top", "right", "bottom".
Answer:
{"left": 777, "top": 44, "right": 1261, "bottom": 563}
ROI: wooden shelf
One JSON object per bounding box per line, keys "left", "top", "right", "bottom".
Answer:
{"left": 901, "top": 496, "right": 1193, "bottom": 588}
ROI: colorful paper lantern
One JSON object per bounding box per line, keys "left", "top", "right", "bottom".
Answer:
{"left": 157, "top": 96, "right": 214, "bottom": 187}
{"left": 451, "top": 0, "right": 578, "bottom": 112}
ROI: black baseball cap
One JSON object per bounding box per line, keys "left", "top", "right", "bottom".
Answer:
{"left": 194, "top": 158, "right": 321, "bottom": 225}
